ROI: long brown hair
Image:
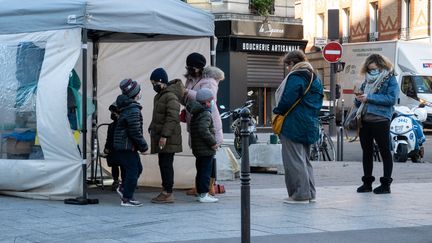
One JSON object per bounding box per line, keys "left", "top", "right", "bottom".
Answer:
{"left": 360, "top": 53, "right": 393, "bottom": 75}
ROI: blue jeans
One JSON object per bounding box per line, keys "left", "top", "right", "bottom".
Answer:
{"left": 195, "top": 156, "right": 214, "bottom": 194}
{"left": 119, "top": 151, "right": 142, "bottom": 200}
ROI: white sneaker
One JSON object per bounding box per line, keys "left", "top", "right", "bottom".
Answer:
{"left": 283, "top": 197, "right": 309, "bottom": 204}
{"left": 198, "top": 193, "right": 219, "bottom": 203}
{"left": 121, "top": 199, "right": 143, "bottom": 207}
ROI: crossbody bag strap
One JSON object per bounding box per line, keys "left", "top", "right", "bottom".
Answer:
{"left": 281, "top": 73, "right": 314, "bottom": 118}
{"left": 184, "top": 78, "right": 202, "bottom": 104}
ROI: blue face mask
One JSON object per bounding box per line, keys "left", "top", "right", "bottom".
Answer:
{"left": 368, "top": 69, "right": 380, "bottom": 76}
{"left": 210, "top": 100, "right": 215, "bottom": 107}
{"left": 366, "top": 69, "right": 380, "bottom": 82}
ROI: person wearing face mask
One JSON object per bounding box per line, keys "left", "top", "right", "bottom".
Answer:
{"left": 183, "top": 53, "right": 223, "bottom": 146}
{"left": 186, "top": 88, "right": 219, "bottom": 203}
{"left": 148, "top": 68, "right": 184, "bottom": 203}
{"left": 104, "top": 102, "right": 124, "bottom": 191}
{"left": 114, "top": 78, "right": 149, "bottom": 207}
{"left": 182, "top": 53, "right": 224, "bottom": 196}
{"left": 354, "top": 54, "right": 399, "bottom": 194}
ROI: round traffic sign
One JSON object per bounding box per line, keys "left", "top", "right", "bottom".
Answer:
{"left": 322, "top": 42, "right": 343, "bottom": 63}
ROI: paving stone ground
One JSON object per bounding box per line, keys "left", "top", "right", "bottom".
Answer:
{"left": 1, "top": 161, "right": 432, "bottom": 243}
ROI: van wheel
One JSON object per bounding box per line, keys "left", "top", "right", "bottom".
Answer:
{"left": 394, "top": 144, "right": 408, "bottom": 162}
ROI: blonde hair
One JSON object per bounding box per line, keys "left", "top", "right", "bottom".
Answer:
{"left": 360, "top": 53, "right": 393, "bottom": 74}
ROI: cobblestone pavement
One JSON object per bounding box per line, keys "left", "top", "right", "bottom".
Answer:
{"left": 1, "top": 162, "right": 432, "bottom": 242}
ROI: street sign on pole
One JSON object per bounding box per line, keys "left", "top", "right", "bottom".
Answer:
{"left": 323, "top": 42, "right": 343, "bottom": 63}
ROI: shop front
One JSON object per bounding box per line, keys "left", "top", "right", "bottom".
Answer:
{"left": 215, "top": 20, "right": 307, "bottom": 131}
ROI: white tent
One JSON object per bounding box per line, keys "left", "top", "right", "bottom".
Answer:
{"left": 0, "top": 0, "right": 217, "bottom": 200}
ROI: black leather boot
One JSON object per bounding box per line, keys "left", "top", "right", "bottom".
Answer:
{"left": 357, "top": 176, "right": 375, "bottom": 193}
{"left": 373, "top": 177, "right": 393, "bottom": 194}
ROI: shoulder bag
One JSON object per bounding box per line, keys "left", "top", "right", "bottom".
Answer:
{"left": 272, "top": 73, "right": 314, "bottom": 135}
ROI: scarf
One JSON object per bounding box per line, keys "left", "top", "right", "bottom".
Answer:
{"left": 356, "top": 69, "right": 390, "bottom": 117}
{"left": 275, "top": 62, "right": 314, "bottom": 104}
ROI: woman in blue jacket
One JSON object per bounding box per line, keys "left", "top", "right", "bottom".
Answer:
{"left": 355, "top": 54, "right": 399, "bottom": 194}
{"left": 273, "top": 50, "right": 323, "bottom": 204}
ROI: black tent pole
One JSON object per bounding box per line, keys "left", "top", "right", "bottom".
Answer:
{"left": 65, "top": 28, "right": 98, "bottom": 205}
{"left": 81, "top": 27, "right": 89, "bottom": 199}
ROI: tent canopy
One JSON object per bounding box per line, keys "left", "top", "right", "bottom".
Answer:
{"left": 0, "top": 0, "right": 217, "bottom": 200}
{"left": 0, "top": 0, "right": 214, "bottom": 37}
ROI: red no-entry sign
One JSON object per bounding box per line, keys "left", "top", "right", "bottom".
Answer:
{"left": 323, "top": 42, "right": 343, "bottom": 63}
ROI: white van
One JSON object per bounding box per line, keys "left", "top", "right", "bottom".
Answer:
{"left": 339, "top": 40, "right": 432, "bottom": 127}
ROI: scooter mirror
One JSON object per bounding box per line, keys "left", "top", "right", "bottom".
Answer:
{"left": 220, "top": 112, "right": 231, "bottom": 119}
{"left": 245, "top": 100, "right": 254, "bottom": 108}
{"left": 219, "top": 105, "right": 226, "bottom": 110}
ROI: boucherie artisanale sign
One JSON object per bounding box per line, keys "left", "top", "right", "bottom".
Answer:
{"left": 235, "top": 38, "right": 305, "bottom": 53}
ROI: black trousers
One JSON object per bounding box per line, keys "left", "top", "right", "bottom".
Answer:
{"left": 158, "top": 153, "right": 174, "bottom": 193}
{"left": 359, "top": 120, "right": 393, "bottom": 178}
{"left": 195, "top": 155, "right": 214, "bottom": 194}
{"left": 111, "top": 165, "right": 125, "bottom": 182}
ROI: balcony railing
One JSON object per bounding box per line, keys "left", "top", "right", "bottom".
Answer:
{"left": 399, "top": 28, "right": 410, "bottom": 40}
{"left": 368, "top": 32, "right": 379, "bottom": 41}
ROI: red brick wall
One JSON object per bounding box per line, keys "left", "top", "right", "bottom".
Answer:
{"left": 379, "top": 0, "right": 399, "bottom": 41}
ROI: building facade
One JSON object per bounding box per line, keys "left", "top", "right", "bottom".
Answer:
{"left": 297, "top": 0, "right": 431, "bottom": 50}
{"left": 296, "top": 0, "right": 432, "bottom": 90}
{"left": 186, "top": 0, "right": 306, "bottom": 130}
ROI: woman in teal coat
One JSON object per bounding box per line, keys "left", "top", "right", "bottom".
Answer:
{"left": 273, "top": 50, "right": 323, "bottom": 204}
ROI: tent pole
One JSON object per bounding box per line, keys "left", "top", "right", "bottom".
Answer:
{"left": 89, "top": 39, "right": 100, "bottom": 186}
{"left": 65, "top": 28, "right": 98, "bottom": 205}
{"left": 81, "top": 28, "right": 89, "bottom": 198}
{"left": 210, "top": 36, "right": 216, "bottom": 66}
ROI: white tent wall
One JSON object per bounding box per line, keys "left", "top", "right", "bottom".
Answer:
{"left": 96, "top": 37, "right": 210, "bottom": 188}
{"left": 0, "top": 29, "right": 83, "bottom": 200}
{"left": 0, "top": 0, "right": 216, "bottom": 199}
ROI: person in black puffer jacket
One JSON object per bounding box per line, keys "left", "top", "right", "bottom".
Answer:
{"left": 187, "top": 88, "right": 219, "bottom": 203}
{"left": 104, "top": 102, "right": 124, "bottom": 191}
{"left": 114, "top": 78, "right": 148, "bottom": 207}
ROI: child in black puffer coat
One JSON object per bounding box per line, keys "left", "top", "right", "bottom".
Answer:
{"left": 104, "top": 102, "right": 124, "bottom": 191}
{"left": 114, "top": 78, "right": 148, "bottom": 207}
{"left": 187, "top": 88, "right": 219, "bottom": 203}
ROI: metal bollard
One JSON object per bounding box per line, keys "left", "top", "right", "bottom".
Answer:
{"left": 336, "top": 126, "right": 344, "bottom": 161}
{"left": 240, "top": 108, "right": 251, "bottom": 243}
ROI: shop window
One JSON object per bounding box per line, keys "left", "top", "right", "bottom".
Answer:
{"left": 400, "top": 0, "right": 410, "bottom": 39}
{"left": 316, "top": 14, "right": 325, "bottom": 38}
{"left": 248, "top": 87, "right": 276, "bottom": 127}
{"left": 342, "top": 8, "right": 350, "bottom": 41}
{"left": 0, "top": 42, "right": 45, "bottom": 160}
{"left": 369, "top": 2, "right": 379, "bottom": 40}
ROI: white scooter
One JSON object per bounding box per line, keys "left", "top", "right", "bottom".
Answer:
{"left": 390, "top": 105, "right": 427, "bottom": 163}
